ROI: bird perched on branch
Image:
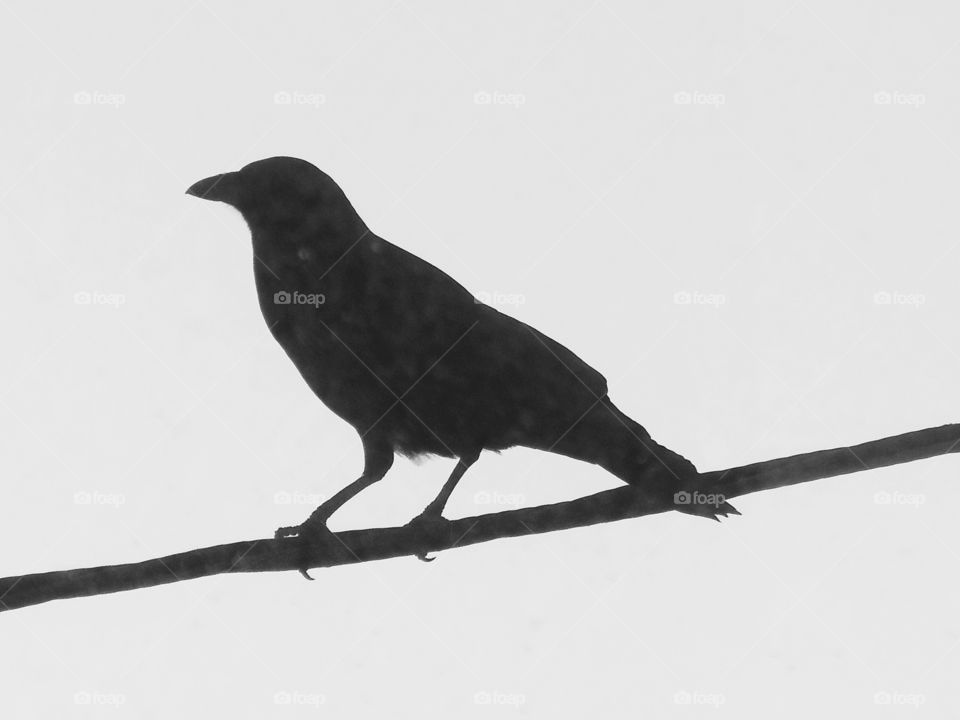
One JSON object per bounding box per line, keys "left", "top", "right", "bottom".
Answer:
{"left": 187, "top": 156, "right": 737, "bottom": 545}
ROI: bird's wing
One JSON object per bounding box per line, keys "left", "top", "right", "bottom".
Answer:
{"left": 368, "top": 238, "right": 478, "bottom": 306}
{"left": 475, "top": 305, "right": 608, "bottom": 399}
{"left": 365, "top": 237, "right": 608, "bottom": 398}
{"left": 527, "top": 324, "right": 608, "bottom": 398}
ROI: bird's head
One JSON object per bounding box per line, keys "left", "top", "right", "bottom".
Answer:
{"left": 186, "top": 156, "right": 361, "bottom": 235}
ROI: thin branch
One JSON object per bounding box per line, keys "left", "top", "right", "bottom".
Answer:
{"left": 2, "top": 423, "right": 958, "bottom": 613}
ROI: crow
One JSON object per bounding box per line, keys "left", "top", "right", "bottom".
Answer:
{"left": 186, "top": 156, "right": 737, "bottom": 545}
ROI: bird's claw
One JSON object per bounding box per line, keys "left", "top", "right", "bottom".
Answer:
{"left": 275, "top": 520, "right": 335, "bottom": 579}
{"left": 404, "top": 512, "right": 442, "bottom": 562}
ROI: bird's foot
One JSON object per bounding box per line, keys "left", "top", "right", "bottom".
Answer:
{"left": 404, "top": 511, "right": 445, "bottom": 562}
{"left": 275, "top": 522, "right": 324, "bottom": 540}
{"left": 274, "top": 512, "right": 335, "bottom": 540}
{"left": 274, "top": 517, "right": 336, "bottom": 580}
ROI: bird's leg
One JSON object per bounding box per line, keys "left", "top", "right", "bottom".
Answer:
{"left": 415, "top": 452, "right": 480, "bottom": 522}
{"left": 405, "top": 451, "right": 479, "bottom": 562}
{"left": 275, "top": 439, "right": 394, "bottom": 540}
{"left": 274, "top": 474, "right": 380, "bottom": 540}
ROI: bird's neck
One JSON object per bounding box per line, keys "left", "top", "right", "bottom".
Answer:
{"left": 247, "top": 204, "right": 367, "bottom": 258}
{"left": 248, "top": 214, "right": 371, "bottom": 292}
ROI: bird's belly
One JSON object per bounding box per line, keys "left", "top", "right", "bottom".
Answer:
{"left": 265, "top": 313, "right": 458, "bottom": 455}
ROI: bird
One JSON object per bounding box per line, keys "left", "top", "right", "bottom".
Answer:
{"left": 186, "top": 156, "right": 738, "bottom": 547}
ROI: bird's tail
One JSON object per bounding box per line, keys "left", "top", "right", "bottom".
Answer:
{"left": 670, "top": 486, "right": 740, "bottom": 521}
{"left": 597, "top": 400, "right": 740, "bottom": 521}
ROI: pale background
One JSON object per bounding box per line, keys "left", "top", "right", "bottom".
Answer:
{"left": 1, "top": 1, "right": 959, "bottom": 717}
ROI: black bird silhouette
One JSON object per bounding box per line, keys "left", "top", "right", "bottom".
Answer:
{"left": 186, "top": 157, "right": 738, "bottom": 544}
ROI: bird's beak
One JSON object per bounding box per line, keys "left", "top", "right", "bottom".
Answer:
{"left": 185, "top": 171, "right": 240, "bottom": 203}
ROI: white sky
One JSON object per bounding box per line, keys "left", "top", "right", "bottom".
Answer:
{"left": 1, "top": 1, "right": 959, "bottom": 717}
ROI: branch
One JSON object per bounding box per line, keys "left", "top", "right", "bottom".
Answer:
{"left": 2, "top": 423, "right": 958, "bottom": 612}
